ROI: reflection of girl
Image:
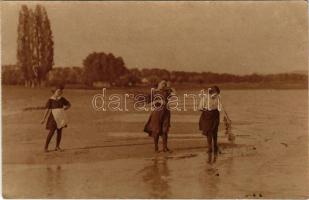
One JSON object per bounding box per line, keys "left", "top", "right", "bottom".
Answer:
{"left": 144, "top": 80, "right": 171, "bottom": 152}
{"left": 142, "top": 157, "right": 171, "bottom": 198}
{"left": 198, "top": 86, "right": 230, "bottom": 163}
{"left": 41, "top": 85, "right": 71, "bottom": 152}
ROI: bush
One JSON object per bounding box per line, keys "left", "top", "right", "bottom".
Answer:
{"left": 2, "top": 67, "right": 24, "bottom": 85}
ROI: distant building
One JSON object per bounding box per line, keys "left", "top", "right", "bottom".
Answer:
{"left": 141, "top": 78, "right": 149, "bottom": 84}
{"left": 93, "top": 81, "right": 111, "bottom": 88}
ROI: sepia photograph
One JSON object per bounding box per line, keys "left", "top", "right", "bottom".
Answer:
{"left": 1, "top": 0, "right": 308, "bottom": 198}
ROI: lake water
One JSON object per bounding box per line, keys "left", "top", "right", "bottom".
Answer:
{"left": 2, "top": 87, "right": 308, "bottom": 198}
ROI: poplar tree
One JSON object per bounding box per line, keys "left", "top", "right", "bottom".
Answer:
{"left": 17, "top": 4, "right": 54, "bottom": 87}
{"left": 17, "top": 5, "right": 32, "bottom": 87}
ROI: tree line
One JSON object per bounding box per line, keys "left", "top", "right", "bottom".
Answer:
{"left": 3, "top": 61, "right": 307, "bottom": 88}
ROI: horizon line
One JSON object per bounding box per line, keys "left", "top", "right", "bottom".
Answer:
{"left": 2, "top": 63, "right": 308, "bottom": 76}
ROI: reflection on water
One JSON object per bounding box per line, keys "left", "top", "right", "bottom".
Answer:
{"left": 196, "top": 158, "right": 220, "bottom": 197}
{"left": 140, "top": 156, "right": 171, "bottom": 198}
{"left": 225, "top": 156, "right": 235, "bottom": 176}
{"left": 46, "top": 165, "right": 65, "bottom": 198}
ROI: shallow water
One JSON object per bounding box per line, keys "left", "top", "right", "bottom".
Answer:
{"left": 2, "top": 88, "right": 308, "bottom": 198}
{"left": 1, "top": 152, "right": 255, "bottom": 198}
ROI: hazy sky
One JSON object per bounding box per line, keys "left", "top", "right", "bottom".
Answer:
{"left": 1, "top": 1, "right": 308, "bottom": 74}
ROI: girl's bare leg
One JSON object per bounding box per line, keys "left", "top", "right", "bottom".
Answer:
{"left": 153, "top": 133, "right": 159, "bottom": 152}
{"left": 213, "top": 132, "right": 218, "bottom": 163}
{"left": 55, "top": 129, "right": 63, "bottom": 151}
{"left": 206, "top": 132, "right": 213, "bottom": 163}
{"left": 45, "top": 129, "right": 55, "bottom": 152}
{"left": 162, "top": 133, "right": 170, "bottom": 152}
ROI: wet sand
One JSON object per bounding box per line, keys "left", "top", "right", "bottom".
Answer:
{"left": 2, "top": 86, "right": 309, "bottom": 198}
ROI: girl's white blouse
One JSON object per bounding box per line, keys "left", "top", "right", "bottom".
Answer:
{"left": 198, "top": 94, "right": 223, "bottom": 111}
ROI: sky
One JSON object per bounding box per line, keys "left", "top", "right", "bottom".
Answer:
{"left": 1, "top": 1, "right": 308, "bottom": 75}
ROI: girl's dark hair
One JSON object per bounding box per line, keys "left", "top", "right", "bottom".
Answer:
{"left": 51, "top": 84, "right": 65, "bottom": 93}
{"left": 210, "top": 85, "right": 220, "bottom": 94}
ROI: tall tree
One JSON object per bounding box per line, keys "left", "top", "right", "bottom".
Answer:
{"left": 17, "top": 5, "right": 32, "bottom": 87}
{"left": 17, "top": 4, "right": 54, "bottom": 87}
{"left": 32, "top": 5, "right": 54, "bottom": 86}
{"left": 31, "top": 5, "right": 42, "bottom": 85}
{"left": 41, "top": 7, "right": 54, "bottom": 84}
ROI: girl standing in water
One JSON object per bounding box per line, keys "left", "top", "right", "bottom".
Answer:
{"left": 41, "top": 85, "right": 71, "bottom": 152}
{"left": 144, "top": 80, "right": 172, "bottom": 153}
{"left": 199, "top": 86, "right": 230, "bottom": 163}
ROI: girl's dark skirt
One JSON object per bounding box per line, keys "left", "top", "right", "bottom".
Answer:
{"left": 144, "top": 108, "right": 170, "bottom": 137}
{"left": 46, "top": 113, "right": 58, "bottom": 131}
{"left": 199, "top": 109, "right": 220, "bottom": 136}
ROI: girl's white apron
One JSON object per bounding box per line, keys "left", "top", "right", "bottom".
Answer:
{"left": 50, "top": 96, "right": 69, "bottom": 129}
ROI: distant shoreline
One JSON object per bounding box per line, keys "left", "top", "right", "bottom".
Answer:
{"left": 2, "top": 81, "right": 308, "bottom": 90}
{"left": 63, "top": 80, "right": 309, "bottom": 90}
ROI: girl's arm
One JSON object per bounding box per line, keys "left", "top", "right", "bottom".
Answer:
{"left": 64, "top": 104, "right": 71, "bottom": 110}
{"left": 41, "top": 99, "right": 51, "bottom": 124}
{"left": 170, "top": 88, "right": 177, "bottom": 96}
{"left": 63, "top": 98, "right": 71, "bottom": 110}
{"left": 151, "top": 98, "right": 164, "bottom": 107}
{"left": 198, "top": 95, "right": 206, "bottom": 111}
{"left": 167, "top": 88, "right": 177, "bottom": 102}
{"left": 41, "top": 109, "right": 51, "bottom": 124}
{"left": 218, "top": 96, "right": 231, "bottom": 122}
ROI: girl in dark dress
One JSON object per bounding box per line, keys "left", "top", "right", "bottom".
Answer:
{"left": 41, "top": 85, "right": 71, "bottom": 152}
{"left": 198, "top": 86, "right": 231, "bottom": 163}
{"left": 144, "top": 80, "right": 172, "bottom": 152}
